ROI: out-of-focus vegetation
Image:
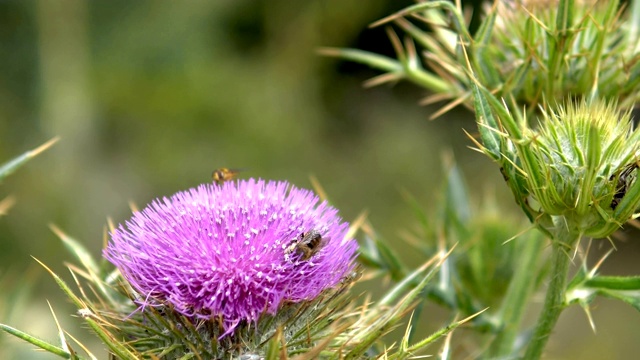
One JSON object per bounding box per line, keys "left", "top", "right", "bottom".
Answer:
{"left": 0, "top": 1, "right": 638, "bottom": 359}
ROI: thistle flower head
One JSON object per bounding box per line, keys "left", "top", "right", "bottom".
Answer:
{"left": 105, "top": 179, "right": 358, "bottom": 336}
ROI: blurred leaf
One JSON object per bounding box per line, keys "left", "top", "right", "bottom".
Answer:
{"left": 370, "top": 1, "right": 471, "bottom": 41}
{"left": 0, "top": 267, "right": 38, "bottom": 322}
{"left": 378, "top": 254, "right": 442, "bottom": 308}
{"left": 374, "top": 236, "right": 406, "bottom": 281}
{"left": 487, "top": 230, "right": 546, "bottom": 358}
{"left": 399, "top": 190, "right": 431, "bottom": 238}
{"left": 320, "top": 44, "right": 454, "bottom": 95}
{"left": 0, "top": 137, "right": 59, "bottom": 183}
{"left": 318, "top": 47, "right": 402, "bottom": 74}
{"left": 0, "top": 195, "right": 16, "bottom": 216}
{"left": 357, "top": 232, "right": 406, "bottom": 282}
{"left": 50, "top": 225, "right": 100, "bottom": 278}
{"left": 443, "top": 162, "right": 471, "bottom": 225}
{"left": 357, "top": 235, "right": 382, "bottom": 268}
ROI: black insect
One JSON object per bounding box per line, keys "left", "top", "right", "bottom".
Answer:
{"left": 610, "top": 162, "right": 639, "bottom": 210}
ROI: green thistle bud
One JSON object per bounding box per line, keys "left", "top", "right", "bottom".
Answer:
{"left": 487, "top": 0, "right": 640, "bottom": 110}
{"left": 495, "top": 100, "right": 640, "bottom": 238}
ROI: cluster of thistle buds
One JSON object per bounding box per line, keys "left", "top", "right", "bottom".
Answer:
{"left": 458, "top": 0, "right": 640, "bottom": 241}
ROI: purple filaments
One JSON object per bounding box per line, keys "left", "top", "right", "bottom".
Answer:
{"left": 105, "top": 179, "right": 358, "bottom": 335}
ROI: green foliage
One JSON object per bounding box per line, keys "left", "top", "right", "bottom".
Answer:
{"left": 328, "top": 0, "right": 640, "bottom": 358}
{"left": 359, "top": 160, "right": 548, "bottom": 358}
{"left": 324, "top": 0, "right": 640, "bottom": 116}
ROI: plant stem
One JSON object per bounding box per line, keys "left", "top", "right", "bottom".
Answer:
{"left": 523, "top": 226, "right": 579, "bottom": 360}
{"left": 487, "top": 231, "right": 545, "bottom": 358}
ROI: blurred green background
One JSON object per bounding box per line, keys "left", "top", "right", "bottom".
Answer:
{"left": 0, "top": 1, "right": 639, "bottom": 359}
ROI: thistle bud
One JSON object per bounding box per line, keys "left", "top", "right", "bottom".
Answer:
{"left": 499, "top": 100, "right": 640, "bottom": 238}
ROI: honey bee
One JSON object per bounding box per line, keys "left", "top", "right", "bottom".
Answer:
{"left": 285, "top": 229, "right": 324, "bottom": 261}
{"left": 212, "top": 168, "right": 243, "bottom": 184}
{"left": 610, "top": 162, "right": 639, "bottom": 210}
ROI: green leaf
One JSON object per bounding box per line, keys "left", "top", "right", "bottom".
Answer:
{"left": 370, "top": 1, "right": 472, "bottom": 43}
{"left": 584, "top": 276, "right": 640, "bottom": 290}
{"left": 48, "top": 225, "right": 121, "bottom": 306}
{"left": 555, "top": 0, "right": 574, "bottom": 34}
{"left": 399, "top": 189, "right": 430, "bottom": 235}
{"left": 631, "top": 0, "right": 640, "bottom": 43}
{"left": 357, "top": 233, "right": 406, "bottom": 281}
{"left": 317, "top": 47, "right": 402, "bottom": 73}
{"left": 378, "top": 258, "right": 436, "bottom": 307}
{"left": 597, "top": 289, "right": 640, "bottom": 313}
{"left": 622, "top": 59, "right": 640, "bottom": 93}
{"left": 46, "top": 301, "right": 78, "bottom": 359}
{"left": 30, "top": 258, "right": 140, "bottom": 358}
{"left": 0, "top": 138, "right": 59, "bottom": 182}
{"left": 264, "top": 328, "right": 282, "bottom": 360}
{"left": 473, "top": 1, "right": 497, "bottom": 48}
{"left": 471, "top": 84, "right": 501, "bottom": 160}
{"left": 472, "top": 2, "right": 500, "bottom": 87}
{"left": 443, "top": 163, "right": 471, "bottom": 224}
{"left": 390, "top": 309, "right": 487, "bottom": 360}
{"left": 0, "top": 323, "right": 72, "bottom": 359}
{"left": 357, "top": 237, "right": 383, "bottom": 269}
{"left": 374, "top": 236, "right": 406, "bottom": 281}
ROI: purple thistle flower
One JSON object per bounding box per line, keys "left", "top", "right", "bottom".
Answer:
{"left": 105, "top": 179, "right": 358, "bottom": 335}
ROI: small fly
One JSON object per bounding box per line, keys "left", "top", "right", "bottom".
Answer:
{"left": 212, "top": 168, "right": 243, "bottom": 185}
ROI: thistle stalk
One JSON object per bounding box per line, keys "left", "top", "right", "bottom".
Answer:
{"left": 524, "top": 225, "right": 580, "bottom": 360}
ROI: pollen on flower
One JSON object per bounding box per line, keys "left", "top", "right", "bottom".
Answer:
{"left": 105, "top": 179, "right": 358, "bottom": 336}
